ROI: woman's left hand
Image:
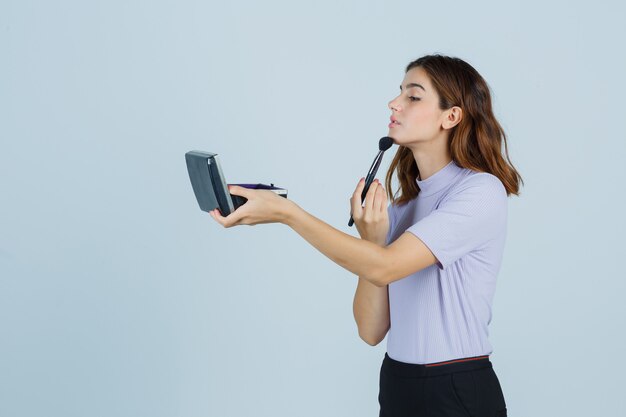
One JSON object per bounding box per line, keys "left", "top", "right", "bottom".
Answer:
{"left": 209, "top": 185, "right": 292, "bottom": 227}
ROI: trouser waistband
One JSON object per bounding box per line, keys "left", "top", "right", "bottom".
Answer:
{"left": 382, "top": 352, "right": 492, "bottom": 377}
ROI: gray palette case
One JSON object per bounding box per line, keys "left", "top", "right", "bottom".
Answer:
{"left": 185, "top": 150, "right": 288, "bottom": 217}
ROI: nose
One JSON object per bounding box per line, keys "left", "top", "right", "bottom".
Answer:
{"left": 388, "top": 97, "right": 401, "bottom": 112}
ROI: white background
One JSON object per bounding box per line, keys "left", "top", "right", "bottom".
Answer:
{"left": 1, "top": 0, "right": 625, "bottom": 416}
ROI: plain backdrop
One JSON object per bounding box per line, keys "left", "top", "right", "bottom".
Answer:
{"left": 1, "top": 0, "right": 625, "bottom": 416}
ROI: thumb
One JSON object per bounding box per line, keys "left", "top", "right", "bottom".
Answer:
{"left": 355, "top": 177, "right": 366, "bottom": 195}
{"left": 228, "top": 185, "right": 249, "bottom": 197}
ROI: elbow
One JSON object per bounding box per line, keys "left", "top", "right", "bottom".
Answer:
{"left": 369, "top": 277, "right": 385, "bottom": 288}
{"left": 359, "top": 330, "right": 385, "bottom": 346}
{"left": 356, "top": 318, "right": 390, "bottom": 347}
{"left": 368, "top": 269, "right": 388, "bottom": 288}
{"left": 368, "top": 247, "right": 390, "bottom": 287}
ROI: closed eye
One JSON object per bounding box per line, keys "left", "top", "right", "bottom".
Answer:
{"left": 409, "top": 97, "right": 421, "bottom": 101}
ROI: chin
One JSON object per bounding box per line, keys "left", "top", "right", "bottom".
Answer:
{"left": 394, "top": 139, "right": 426, "bottom": 151}
{"left": 387, "top": 130, "right": 401, "bottom": 141}
{"left": 388, "top": 133, "right": 407, "bottom": 144}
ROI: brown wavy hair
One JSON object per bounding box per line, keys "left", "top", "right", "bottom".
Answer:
{"left": 385, "top": 54, "right": 523, "bottom": 206}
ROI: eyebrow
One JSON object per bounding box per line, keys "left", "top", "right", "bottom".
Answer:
{"left": 400, "top": 83, "right": 426, "bottom": 92}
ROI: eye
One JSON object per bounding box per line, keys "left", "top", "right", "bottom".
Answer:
{"left": 409, "top": 96, "right": 421, "bottom": 102}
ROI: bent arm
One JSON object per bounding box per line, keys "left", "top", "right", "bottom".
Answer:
{"left": 353, "top": 234, "right": 391, "bottom": 346}
{"left": 353, "top": 275, "right": 390, "bottom": 346}
{"left": 283, "top": 202, "right": 438, "bottom": 287}
{"left": 377, "top": 232, "right": 438, "bottom": 286}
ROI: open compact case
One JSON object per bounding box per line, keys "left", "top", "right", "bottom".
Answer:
{"left": 185, "top": 150, "right": 288, "bottom": 217}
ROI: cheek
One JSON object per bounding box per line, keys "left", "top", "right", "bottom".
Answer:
{"left": 421, "top": 106, "right": 440, "bottom": 121}
{"left": 408, "top": 108, "right": 438, "bottom": 128}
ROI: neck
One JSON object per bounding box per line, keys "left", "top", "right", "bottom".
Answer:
{"left": 408, "top": 135, "right": 452, "bottom": 181}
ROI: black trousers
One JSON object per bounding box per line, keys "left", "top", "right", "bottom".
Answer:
{"left": 378, "top": 353, "right": 507, "bottom": 417}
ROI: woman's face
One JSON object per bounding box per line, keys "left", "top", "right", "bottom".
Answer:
{"left": 387, "top": 66, "right": 448, "bottom": 145}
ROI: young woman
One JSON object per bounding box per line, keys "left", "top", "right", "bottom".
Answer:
{"left": 210, "top": 54, "right": 522, "bottom": 417}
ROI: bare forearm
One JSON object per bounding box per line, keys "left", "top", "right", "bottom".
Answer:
{"left": 353, "top": 275, "right": 390, "bottom": 344}
{"left": 283, "top": 201, "right": 384, "bottom": 286}
{"left": 353, "top": 236, "right": 390, "bottom": 344}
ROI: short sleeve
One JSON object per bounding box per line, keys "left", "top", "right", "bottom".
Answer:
{"left": 385, "top": 202, "right": 397, "bottom": 246}
{"left": 406, "top": 174, "right": 507, "bottom": 270}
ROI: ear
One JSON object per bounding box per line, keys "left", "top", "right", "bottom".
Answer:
{"left": 441, "top": 106, "right": 462, "bottom": 130}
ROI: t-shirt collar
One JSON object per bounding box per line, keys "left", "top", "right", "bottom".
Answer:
{"left": 415, "top": 159, "right": 463, "bottom": 197}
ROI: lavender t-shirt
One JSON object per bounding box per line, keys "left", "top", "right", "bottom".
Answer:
{"left": 384, "top": 160, "right": 508, "bottom": 364}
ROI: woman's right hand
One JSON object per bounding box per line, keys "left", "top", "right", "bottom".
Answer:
{"left": 350, "top": 178, "right": 390, "bottom": 245}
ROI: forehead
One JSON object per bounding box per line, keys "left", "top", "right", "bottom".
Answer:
{"left": 401, "top": 67, "right": 431, "bottom": 92}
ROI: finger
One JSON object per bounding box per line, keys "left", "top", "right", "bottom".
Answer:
{"left": 352, "top": 177, "right": 366, "bottom": 199}
{"left": 363, "top": 180, "right": 379, "bottom": 214}
{"left": 209, "top": 209, "right": 223, "bottom": 226}
{"left": 211, "top": 207, "right": 241, "bottom": 228}
{"left": 350, "top": 177, "right": 366, "bottom": 217}
{"left": 210, "top": 209, "right": 226, "bottom": 227}
{"left": 375, "top": 184, "right": 387, "bottom": 213}
{"left": 228, "top": 185, "right": 251, "bottom": 198}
